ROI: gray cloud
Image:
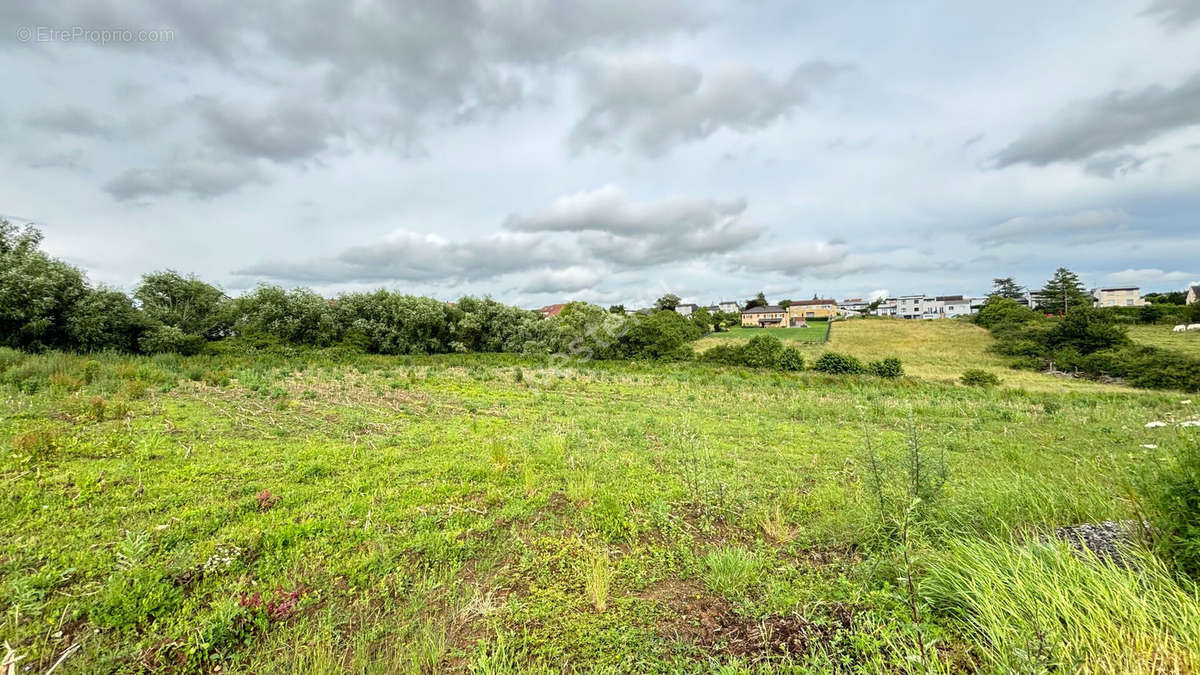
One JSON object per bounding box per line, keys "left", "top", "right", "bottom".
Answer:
{"left": 195, "top": 96, "right": 341, "bottom": 163}
{"left": 27, "top": 107, "right": 115, "bottom": 139}
{"left": 994, "top": 72, "right": 1200, "bottom": 168}
{"left": 520, "top": 266, "right": 605, "bottom": 293}
{"left": 506, "top": 184, "right": 764, "bottom": 266}
{"left": 732, "top": 242, "right": 852, "bottom": 277}
{"left": 104, "top": 159, "right": 265, "bottom": 201}
{"left": 1141, "top": 0, "right": 1200, "bottom": 28}
{"left": 236, "top": 231, "right": 569, "bottom": 284}
{"left": 569, "top": 59, "right": 847, "bottom": 156}
{"left": 979, "top": 208, "right": 1130, "bottom": 246}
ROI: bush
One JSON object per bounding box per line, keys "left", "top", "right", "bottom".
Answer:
{"left": 960, "top": 369, "right": 1000, "bottom": 387}
{"left": 742, "top": 334, "right": 783, "bottom": 368}
{"left": 777, "top": 346, "right": 805, "bottom": 371}
{"left": 139, "top": 325, "right": 207, "bottom": 355}
{"left": 812, "top": 352, "right": 865, "bottom": 374}
{"left": 700, "top": 343, "right": 746, "bottom": 366}
{"left": 868, "top": 357, "right": 903, "bottom": 378}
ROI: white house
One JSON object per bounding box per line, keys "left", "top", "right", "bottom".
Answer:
{"left": 717, "top": 300, "right": 741, "bottom": 313}
{"left": 935, "top": 295, "right": 976, "bottom": 317}
{"left": 1187, "top": 285, "right": 1200, "bottom": 305}
{"left": 675, "top": 303, "right": 698, "bottom": 317}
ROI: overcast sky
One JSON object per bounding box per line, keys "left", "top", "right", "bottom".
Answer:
{"left": 3, "top": 1, "right": 1199, "bottom": 308}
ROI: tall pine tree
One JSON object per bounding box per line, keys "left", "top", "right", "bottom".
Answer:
{"left": 1038, "top": 267, "right": 1090, "bottom": 315}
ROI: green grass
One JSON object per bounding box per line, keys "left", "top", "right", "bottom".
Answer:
{"left": 1130, "top": 324, "right": 1200, "bottom": 358}
{"left": 924, "top": 538, "right": 1200, "bottom": 673}
{"left": 703, "top": 323, "right": 828, "bottom": 343}
{"left": 1, "top": 344, "right": 1198, "bottom": 671}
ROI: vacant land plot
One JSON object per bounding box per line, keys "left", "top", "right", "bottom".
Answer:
{"left": 3, "top": 336, "right": 1198, "bottom": 672}
{"left": 702, "top": 324, "right": 828, "bottom": 344}
{"left": 1130, "top": 324, "right": 1200, "bottom": 358}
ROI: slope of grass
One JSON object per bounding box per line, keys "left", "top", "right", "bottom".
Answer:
{"left": 1129, "top": 324, "right": 1200, "bottom": 358}
{"left": 698, "top": 318, "right": 1136, "bottom": 392}
{"left": 1, "top": 347, "right": 1195, "bottom": 671}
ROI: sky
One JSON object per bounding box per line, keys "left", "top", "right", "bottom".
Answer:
{"left": 2, "top": 0, "right": 1199, "bottom": 309}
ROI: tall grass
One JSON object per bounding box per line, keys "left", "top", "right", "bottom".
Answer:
{"left": 923, "top": 538, "right": 1200, "bottom": 673}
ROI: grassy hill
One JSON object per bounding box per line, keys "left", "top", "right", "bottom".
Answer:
{"left": 697, "top": 318, "right": 1132, "bottom": 392}
{"left": 3, "top": 345, "right": 1198, "bottom": 671}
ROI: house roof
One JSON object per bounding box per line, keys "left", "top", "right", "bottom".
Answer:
{"left": 537, "top": 303, "right": 564, "bottom": 316}
{"left": 1192, "top": 285, "right": 1200, "bottom": 294}
{"left": 676, "top": 303, "right": 698, "bottom": 309}
{"left": 1097, "top": 287, "right": 1138, "bottom": 292}
{"left": 843, "top": 297, "right": 864, "bottom": 303}
{"left": 791, "top": 298, "right": 837, "bottom": 306}
{"left": 742, "top": 305, "right": 784, "bottom": 313}
{"left": 935, "top": 295, "right": 965, "bottom": 302}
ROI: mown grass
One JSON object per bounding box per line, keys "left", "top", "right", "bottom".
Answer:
{"left": 1130, "top": 324, "right": 1200, "bottom": 358}
{"left": 1, "top": 342, "right": 1197, "bottom": 671}
{"left": 701, "top": 324, "right": 828, "bottom": 344}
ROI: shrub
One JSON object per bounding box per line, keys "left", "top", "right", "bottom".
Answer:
{"left": 777, "top": 346, "right": 805, "bottom": 371}
{"left": 813, "top": 352, "right": 865, "bottom": 374}
{"left": 960, "top": 369, "right": 1000, "bottom": 387}
{"left": 703, "top": 547, "right": 759, "bottom": 599}
{"left": 139, "top": 325, "right": 207, "bottom": 355}
{"left": 869, "top": 357, "right": 903, "bottom": 378}
{"left": 700, "top": 343, "right": 746, "bottom": 366}
{"left": 741, "top": 334, "right": 784, "bottom": 368}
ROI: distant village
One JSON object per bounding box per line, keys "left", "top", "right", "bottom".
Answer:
{"left": 535, "top": 283, "right": 1200, "bottom": 327}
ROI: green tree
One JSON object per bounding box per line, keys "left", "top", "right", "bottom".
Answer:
{"left": 990, "top": 277, "right": 1024, "bottom": 300}
{"left": 1038, "top": 268, "right": 1090, "bottom": 316}
{"left": 779, "top": 299, "right": 792, "bottom": 309}
{"left": 67, "top": 287, "right": 145, "bottom": 352}
{"left": 975, "top": 296, "right": 1036, "bottom": 329}
{"left": 0, "top": 221, "right": 89, "bottom": 350}
{"left": 135, "top": 271, "right": 232, "bottom": 340}
{"left": 654, "top": 294, "right": 681, "bottom": 311}
{"left": 690, "top": 306, "right": 713, "bottom": 334}
{"left": 744, "top": 292, "right": 768, "bottom": 309}
{"left": 608, "top": 304, "right": 626, "bottom": 314}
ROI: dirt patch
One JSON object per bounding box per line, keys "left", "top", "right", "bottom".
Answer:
{"left": 649, "top": 581, "right": 857, "bottom": 664}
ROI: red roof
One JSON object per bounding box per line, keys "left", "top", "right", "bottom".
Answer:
{"left": 537, "top": 303, "right": 565, "bottom": 317}
{"left": 791, "top": 298, "right": 837, "bottom": 306}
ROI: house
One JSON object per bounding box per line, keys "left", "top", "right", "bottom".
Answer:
{"left": 787, "top": 298, "right": 838, "bottom": 323}
{"left": 1186, "top": 285, "right": 1200, "bottom": 305}
{"left": 935, "top": 295, "right": 976, "bottom": 318}
{"left": 718, "top": 301, "right": 741, "bottom": 313}
{"left": 741, "top": 305, "right": 787, "bottom": 327}
{"left": 840, "top": 298, "right": 872, "bottom": 316}
{"left": 675, "top": 303, "right": 698, "bottom": 317}
{"left": 705, "top": 305, "right": 720, "bottom": 314}
{"left": 874, "top": 299, "right": 899, "bottom": 317}
{"left": 1092, "top": 287, "right": 1146, "bottom": 308}
{"left": 896, "top": 295, "right": 939, "bottom": 320}
{"left": 536, "top": 304, "right": 564, "bottom": 318}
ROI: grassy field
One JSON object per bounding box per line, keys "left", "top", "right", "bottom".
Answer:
{"left": 2, "top": 329, "right": 1199, "bottom": 672}
{"left": 1129, "top": 324, "right": 1200, "bottom": 358}
{"left": 702, "top": 324, "right": 828, "bottom": 344}
{"left": 697, "top": 318, "right": 1132, "bottom": 393}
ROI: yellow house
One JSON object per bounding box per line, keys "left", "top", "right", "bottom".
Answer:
{"left": 741, "top": 305, "right": 787, "bottom": 327}
{"left": 787, "top": 298, "right": 838, "bottom": 323}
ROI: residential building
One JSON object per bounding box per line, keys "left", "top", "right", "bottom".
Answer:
{"left": 718, "top": 300, "right": 741, "bottom": 313}
{"left": 840, "top": 298, "right": 871, "bottom": 315}
{"left": 537, "top": 304, "right": 564, "bottom": 318}
{"left": 705, "top": 305, "right": 720, "bottom": 314}
{"left": 1186, "top": 285, "right": 1199, "bottom": 305}
{"left": 874, "top": 299, "right": 899, "bottom": 317}
{"left": 787, "top": 298, "right": 838, "bottom": 322}
{"left": 935, "top": 295, "right": 976, "bottom": 317}
{"left": 1092, "top": 287, "right": 1146, "bottom": 308}
{"left": 741, "top": 305, "right": 786, "bottom": 327}
{"left": 896, "top": 295, "right": 939, "bottom": 319}
{"left": 675, "top": 303, "right": 698, "bottom": 317}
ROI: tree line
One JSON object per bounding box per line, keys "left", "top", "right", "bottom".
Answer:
{"left": 0, "top": 221, "right": 710, "bottom": 360}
